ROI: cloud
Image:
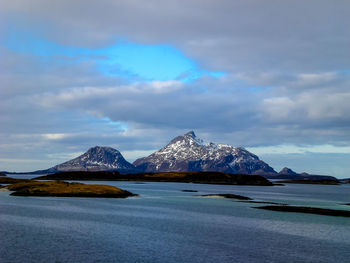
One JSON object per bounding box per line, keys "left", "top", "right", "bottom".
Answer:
{"left": 2, "top": 0, "right": 350, "bottom": 73}
{"left": 3, "top": 30, "right": 223, "bottom": 81}
{"left": 1, "top": 0, "right": 350, "bottom": 177}
{"left": 262, "top": 89, "right": 350, "bottom": 123}
{"left": 31, "top": 72, "right": 350, "bottom": 148}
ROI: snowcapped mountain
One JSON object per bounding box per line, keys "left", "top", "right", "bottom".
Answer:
{"left": 36, "top": 146, "right": 136, "bottom": 173}
{"left": 133, "top": 131, "right": 277, "bottom": 175}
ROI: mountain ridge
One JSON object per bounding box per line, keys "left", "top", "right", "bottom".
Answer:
{"left": 23, "top": 131, "right": 337, "bottom": 180}
{"left": 133, "top": 131, "right": 277, "bottom": 175}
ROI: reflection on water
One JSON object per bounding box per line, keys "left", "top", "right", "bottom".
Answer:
{"left": 1, "top": 179, "right": 350, "bottom": 263}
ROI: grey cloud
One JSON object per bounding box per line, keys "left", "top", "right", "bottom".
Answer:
{"left": 1, "top": 0, "right": 350, "bottom": 176}
{"left": 1, "top": 45, "right": 349, "bottom": 151}
{"left": 2, "top": 0, "right": 350, "bottom": 72}
{"left": 33, "top": 71, "right": 350, "bottom": 147}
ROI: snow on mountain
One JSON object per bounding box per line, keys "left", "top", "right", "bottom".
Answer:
{"left": 133, "top": 131, "right": 277, "bottom": 175}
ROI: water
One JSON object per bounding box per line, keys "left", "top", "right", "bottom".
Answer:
{"left": 1, "top": 177, "right": 350, "bottom": 263}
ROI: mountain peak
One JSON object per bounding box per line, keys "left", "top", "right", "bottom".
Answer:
{"left": 87, "top": 146, "right": 120, "bottom": 154}
{"left": 184, "top": 131, "right": 196, "bottom": 138}
{"left": 89, "top": 145, "right": 117, "bottom": 150}
{"left": 279, "top": 167, "right": 298, "bottom": 176}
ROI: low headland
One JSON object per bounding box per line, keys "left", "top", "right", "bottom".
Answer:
{"left": 35, "top": 171, "right": 274, "bottom": 186}
{"left": 0, "top": 176, "right": 31, "bottom": 184}
{"left": 240, "top": 200, "right": 287, "bottom": 205}
{"left": 254, "top": 205, "right": 350, "bottom": 217}
{"left": 339, "top": 178, "right": 350, "bottom": 184}
{"left": 277, "top": 179, "right": 340, "bottom": 185}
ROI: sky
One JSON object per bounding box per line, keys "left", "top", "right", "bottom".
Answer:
{"left": 1, "top": 0, "right": 349, "bottom": 178}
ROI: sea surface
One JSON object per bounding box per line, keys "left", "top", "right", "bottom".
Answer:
{"left": 1, "top": 174, "right": 350, "bottom": 263}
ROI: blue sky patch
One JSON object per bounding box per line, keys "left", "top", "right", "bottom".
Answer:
{"left": 4, "top": 30, "right": 225, "bottom": 82}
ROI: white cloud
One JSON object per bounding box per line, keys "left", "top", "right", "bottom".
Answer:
{"left": 42, "top": 133, "right": 67, "bottom": 140}
{"left": 262, "top": 91, "right": 350, "bottom": 122}
{"left": 248, "top": 144, "right": 350, "bottom": 155}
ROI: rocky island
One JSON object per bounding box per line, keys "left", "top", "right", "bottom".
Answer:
{"left": 200, "top": 193, "right": 252, "bottom": 200}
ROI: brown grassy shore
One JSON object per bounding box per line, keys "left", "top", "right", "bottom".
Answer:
{"left": 3, "top": 179, "right": 136, "bottom": 198}
{"left": 0, "top": 177, "right": 31, "bottom": 184}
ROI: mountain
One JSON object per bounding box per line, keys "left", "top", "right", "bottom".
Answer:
{"left": 264, "top": 167, "right": 338, "bottom": 181}
{"left": 278, "top": 167, "right": 299, "bottom": 176}
{"left": 34, "top": 146, "right": 137, "bottom": 174}
{"left": 133, "top": 131, "right": 277, "bottom": 175}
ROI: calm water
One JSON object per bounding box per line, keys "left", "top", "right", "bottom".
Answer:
{"left": 1, "top": 175, "right": 350, "bottom": 263}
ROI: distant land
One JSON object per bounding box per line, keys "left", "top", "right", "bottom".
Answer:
{"left": 277, "top": 179, "right": 340, "bottom": 185}
{"left": 340, "top": 178, "right": 350, "bottom": 184}
{"left": 3, "top": 131, "right": 338, "bottom": 181}
{"left": 34, "top": 171, "right": 274, "bottom": 186}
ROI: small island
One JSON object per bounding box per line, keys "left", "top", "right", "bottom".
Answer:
{"left": 2, "top": 178, "right": 136, "bottom": 198}
{"left": 200, "top": 193, "right": 252, "bottom": 200}
{"left": 254, "top": 205, "right": 350, "bottom": 217}
{"left": 240, "top": 200, "right": 287, "bottom": 205}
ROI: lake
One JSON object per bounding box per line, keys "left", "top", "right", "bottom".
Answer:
{"left": 1, "top": 175, "right": 349, "bottom": 263}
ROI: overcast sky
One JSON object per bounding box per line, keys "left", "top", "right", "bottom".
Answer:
{"left": 1, "top": 0, "right": 349, "bottom": 177}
